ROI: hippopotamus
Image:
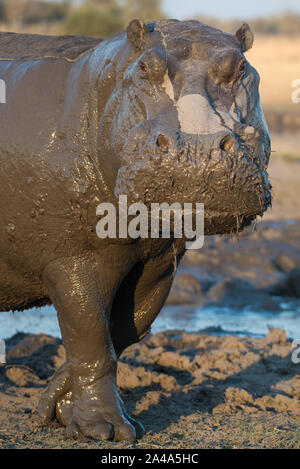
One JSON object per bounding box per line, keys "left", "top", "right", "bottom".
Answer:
{"left": 0, "top": 18, "right": 271, "bottom": 441}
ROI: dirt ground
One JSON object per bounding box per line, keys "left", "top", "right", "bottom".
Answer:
{"left": 0, "top": 149, "right": 299, "bottom": 449}
{"left": 0, "top": 328, "right": 299, "bottom": 449}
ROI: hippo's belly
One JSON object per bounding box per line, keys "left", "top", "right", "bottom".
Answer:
{"left": 0, "top": 256, "right": 49, "bottom": 311}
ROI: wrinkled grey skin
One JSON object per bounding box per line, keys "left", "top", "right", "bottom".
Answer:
{"left": 0, "top": 19, "right": 271, "bottom": 441}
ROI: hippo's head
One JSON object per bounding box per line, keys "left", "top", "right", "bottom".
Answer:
{"left": 100, "top": 19, "right": 271, "bottom": 234}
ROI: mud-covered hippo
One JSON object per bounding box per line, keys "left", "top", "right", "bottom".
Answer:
{"left": 0, "top": 19, "right": 271, "bottom": 441}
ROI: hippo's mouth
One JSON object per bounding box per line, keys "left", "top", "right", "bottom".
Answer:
{"left": 115, "top": 136, "right": 272, "bottom": 236}
{"left": 203, "top": 211, "right": 258, "bottom": 235}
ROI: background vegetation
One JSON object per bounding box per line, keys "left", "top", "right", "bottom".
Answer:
{"left": 0, "top": 0, "right": 164, "bottom": 36}
{"left": 0, "top": 1, "right": 300, "bottom": 38}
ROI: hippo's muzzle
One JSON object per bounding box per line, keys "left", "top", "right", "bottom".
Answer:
{"left": 115, "top": 121, "right": 272, "bottom": 233}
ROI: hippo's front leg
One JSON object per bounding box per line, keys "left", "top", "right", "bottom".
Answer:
{"left": 40, "top": 251, "right": 137, "bottom": 442}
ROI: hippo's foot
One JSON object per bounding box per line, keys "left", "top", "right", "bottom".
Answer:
{"left": 37, "top": 362, "right": 145, "bottom": 441}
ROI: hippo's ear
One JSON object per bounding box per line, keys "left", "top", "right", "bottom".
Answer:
{"left": 126, "top": 18, "right": 148, "bottom": 49}
{"left": 235, "top": 23, "right": 254, "bottom": 52}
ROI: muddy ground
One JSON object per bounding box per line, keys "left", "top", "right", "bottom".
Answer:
{"left": 0, "top": 154, "right": 300, "bottom": 449}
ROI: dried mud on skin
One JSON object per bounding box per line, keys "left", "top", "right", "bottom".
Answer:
{"left": 0, "top": 328, "right": 299, "bottom": 449}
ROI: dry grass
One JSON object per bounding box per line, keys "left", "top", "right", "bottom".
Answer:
{"left": 247, "top": 35, "right": 300, "bottom": 115}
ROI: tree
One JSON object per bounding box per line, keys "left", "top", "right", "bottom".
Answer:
{"left": 65, "top": 3, "right": 124, "bottom": 38}
{"left": 0, "top": 1, "right": 5, "bottom": 21}
{"left": 2, "top": 0, "right": 69, "bottom": 25}
{"left": 64, "top": 0, "right": 165, "bottom": 38}
{"left": 122, "top": 0, "right": 164, "bottom": 23}
{"left": 85, "top": 0, "right": 118, "bottom": 7}
{"left": 3, "top": 0, "right": 28, "bottom": 24}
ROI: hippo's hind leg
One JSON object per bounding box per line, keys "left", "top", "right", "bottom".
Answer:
{"left": 39, "top": 250, "right": 139, "bottom": 441}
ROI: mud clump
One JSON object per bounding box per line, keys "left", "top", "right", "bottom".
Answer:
{"left": 5, "top": 333, "right": 62, "bottom": 380}
{"left": 166, "top": 273, "right": 204, "bottom": 305}
{"left": 5, "top": 366, "right": 40, "bottom": 387}
{"left": 271, "top": 268, "right": 300, "bottom": 298}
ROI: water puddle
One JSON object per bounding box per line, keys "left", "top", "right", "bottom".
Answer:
{"left": 153, "top": 302, "right": 300, "bottom": 339}
{"left": 0, "top": 299, "right": 299, "bottom": 341}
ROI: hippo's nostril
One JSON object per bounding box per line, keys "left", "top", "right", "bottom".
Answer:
{"left": 156, "top": 134, "right": 169, "bottom": 152}
{"left": 219, "top": 134, "right": 236, "bottom": 151}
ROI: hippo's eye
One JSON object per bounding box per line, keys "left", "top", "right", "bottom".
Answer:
{"left": 139, "top": 62, "right": 148, "bottom": 73}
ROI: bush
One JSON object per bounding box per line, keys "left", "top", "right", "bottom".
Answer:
{"left": 1, "top": 0, "right": 68, "bottom": 25}
{"left": 64, "top": 5, "right": 124, "bottom": 38}
{"left": 23, "top": 1, "right": 68, "bottom": 25}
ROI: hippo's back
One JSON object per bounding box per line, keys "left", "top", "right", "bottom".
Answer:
{"left": 0, "top": 31, "right": 105, "bottom": 157}
{"left": 0, "top": 31, "right": 102, "bottom": 62}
